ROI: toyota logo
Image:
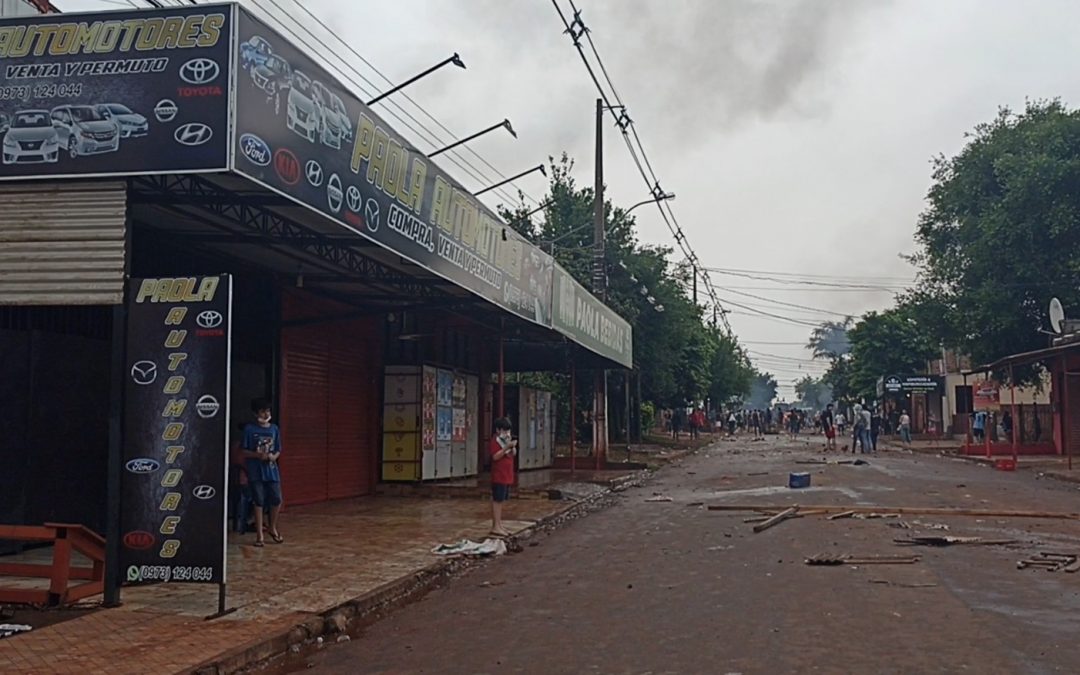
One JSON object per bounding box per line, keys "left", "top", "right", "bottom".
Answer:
{"left": 305, "top": 160, "right": 323, "bottom": 187}
{"left": 364, "top": 198, "right": 381, "bottom": 233}
{"left": 175, "top": 122, "right": 213, "bottom": 146}
{"left": 196, "top": 310, "right": 223, "bottom": 328}
{"left": 130, "top": 360, "right": 157, "bottom": 385}
{"left": 154, "top": 98, "right": 178, "bottom": 122}
{"left": 345, "top": 185, "right": 362, "bottom": 212}
{"left": 193, "top": 485, "right": 216, "bottom": 500}
{"left": 327, "top": 173, "right": 343, "bottom": 213}
{"left": 179, "top": 58, "right": 220, "bottom": 85}
{"left": 196, "top": 394, "right": 220, "bottom": 419}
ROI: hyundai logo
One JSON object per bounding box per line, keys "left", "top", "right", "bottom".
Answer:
{"left": 125, "top": 458, "right": 160, "bottom": 474}
{"left": 365, "top": 198, "right": 381, "bottom": 233}
{"left": 305, "top": 159, "right": 323, "bottom": 187}
{"left": 327, "top": 173, "right": 343, "bottom": 213}
{"left": 196, "top": 310, "right": 223, "bottom": 329}
{"left": 179, "top": 58, "right": 220, "bottom": 85}
{"left": 130, "top": 360, "right": 157, "bottom": 385}
{"left": 154, "top": 98, "right": 178, "bottom": 122}
{"left": 175, "top": 122, "right": 213, "bottom": 146}
{"left": 196, "top": 394, "right": 220, "bottom": 419}
{"left": 345, "top": 184, "right": 362, "bottom": 212}
{"left": 193, "top": 485, "right": 216, "bottom": 500}
{"left": 240, "top": 133, "right": 271, "bottom": 166}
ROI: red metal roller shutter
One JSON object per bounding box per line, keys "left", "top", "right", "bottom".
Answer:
{"left": 326, "top": 318, "right": 379, "bottom": 498}
{"left": 280, "top": 324, "right": 330, "bottom": 505}
{"left": 1068, "top": 375, "right": 1080, "bottom": 456}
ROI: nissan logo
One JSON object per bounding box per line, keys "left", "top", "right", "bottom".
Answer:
{"left": 240, "top": 133, "right": 271, "bottom": 166}
{"left": 327, "top": 173, "right": 343, "bottom": 213}
{"left": 175, "top": 122, "right": 213, "bottom": 146}
{"left": 345, "top": 184, "right": 362, "bottom": 212}
{"left": 179, "top": 58, "right": 220, "bottom": 85}
{"left": 196, "top": 310, "right": 223, "bottom": 328}
{"left": 196, "top": 394, "right": 220, "bottom": 419}
{"left": 193, "top": 485, "right": 216, "bottom": 500}
{"left": 365, "top": 198, "right": 380, "bottom": 233}
{"left": 305, "top": 159, "right": 323, "bottom": 187}
{"left": 125, "top": 458, "right": 160, "bottom": 474}
{"left": 130, "top": 360, "right": 157, "bottom": 385}
{"left": 154, "top": 98, "right": 178, "bottom": 122}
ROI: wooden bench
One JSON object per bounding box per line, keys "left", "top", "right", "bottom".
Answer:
{"left": 0, "top": 522, "right": 105, "bottom": 606}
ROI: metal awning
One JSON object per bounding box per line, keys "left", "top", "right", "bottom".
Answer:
{"left": 963, "top": 339, "right": 1080, "bottom": 376}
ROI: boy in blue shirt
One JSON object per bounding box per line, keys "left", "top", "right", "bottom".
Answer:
{"left": 242, "top": 398, "right": 283, "bottom": 547}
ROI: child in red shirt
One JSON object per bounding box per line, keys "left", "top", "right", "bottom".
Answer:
{"left": 489, "top": 417, "right": 517, "bottom": 536}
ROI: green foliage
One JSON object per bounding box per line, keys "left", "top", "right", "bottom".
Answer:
{"left": 806, "top": 318, "right": 853, "bottom": 360}
{"left": 745, "top": 371, "right": 778, "bottom": 408}
{"left": 640, "top": 400, "right": 656, "bottom": 435}
{"left": 844, "top": 307, "right": 938, "bottom": 401}
{"left": 794, "top": 375, "right": 832, "bottom": 409}
{"left": 914, "top": 99, "right": 1080, "bottom": 383}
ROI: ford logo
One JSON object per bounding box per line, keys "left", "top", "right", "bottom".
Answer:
{"left": 125, "top": 458, "right": 160, "bottom": 474}
{"left": 240, "top": 133, "right": 271, "bottom": 166}
{"left": 175, "top": 122, "right": 213, "bottom": 146}
{"left": 179, "top": 58, "right": 220, "bottom": 85}
{"left": 123, "top": 531, "right": 155, "bottom": 550}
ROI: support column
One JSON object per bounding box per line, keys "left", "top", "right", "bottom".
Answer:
{"left": 594, "top": 370, "right": 607, "bottom": 469}
{"left": 1009, "top": 364, "right": 1018, "bottom": 464}
{"left": 570, "top": 360, "right": 576, "bottom": 475}
{"left": 497, "top": 323, "right": 504, "bottom": 419}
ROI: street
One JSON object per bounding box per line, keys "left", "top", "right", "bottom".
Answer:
{"left": 286, "top": 436, "right": 1080, "bottom": 674}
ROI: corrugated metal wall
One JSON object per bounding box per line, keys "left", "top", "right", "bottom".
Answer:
{"left": 0, "top": 181, "right": 127, "bottom": 306}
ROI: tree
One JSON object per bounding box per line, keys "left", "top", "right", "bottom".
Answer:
{"left": 844, "top": 307, "right": 938, "bottom": 401}
{"left": 794, "top": 375, "right": 833, "bottom": 409}
{"left": 806, "top": 318, "right": 853, "bottom": 360}
{"left": 745, "top": 371, "right": 778, "bottom": 409}
{"left": 914, "top": 99, "right": 1080, "bottom": 383}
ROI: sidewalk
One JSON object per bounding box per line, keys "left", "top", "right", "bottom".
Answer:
{"left": 0, "top": 494, "right": 579, "bottom": 675}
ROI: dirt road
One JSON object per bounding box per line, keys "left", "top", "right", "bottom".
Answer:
{"left": 285, "top": 436, "right": 1080, "bottom": 674}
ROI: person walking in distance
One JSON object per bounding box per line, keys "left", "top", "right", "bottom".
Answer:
{"left": 242, "top": 398, "right": 284, "bottom": 547}
{"left": 858, "top": 405, "right": 873, "bottom": 454}
{"left": 870, "top": 407, "right": 883, "bottom": 452}
{"left": 899, "top": 409, "right": 912, "bottom": 447}
{"left": 821, "top": 403, "right": 836, "bottom": 451}
{"left": 489, "top": 417, "right": 518, "bottom": 537}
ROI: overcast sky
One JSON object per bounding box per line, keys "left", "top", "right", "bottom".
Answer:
{"left": 61, "top": 0, "right": 1080, "bottom": 397}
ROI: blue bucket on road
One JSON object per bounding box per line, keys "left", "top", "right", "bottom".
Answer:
{"left": 788, "top": 472, "right": 811, "bottom": 489}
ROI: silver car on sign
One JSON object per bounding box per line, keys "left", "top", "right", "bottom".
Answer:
{"left": 287, "top": 71, "right": 320, "bottom": 143}
{"left": 51, "top": 105, "right": 119, "bottom": 158}
{"left": 2, "top": 109, "right": 59, "bottom": 164}
{"left": 95, "top": 103, "right": 148, "bottom": 138}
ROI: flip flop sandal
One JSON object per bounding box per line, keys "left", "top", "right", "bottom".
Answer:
{"left": 271, "top": 532, "right": 284, "bottom": 544}
{"left": 254, "top": 540, "right": 265, "bottom": 547}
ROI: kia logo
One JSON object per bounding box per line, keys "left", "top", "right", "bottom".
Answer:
{"left": 125, "top": 457, "right": 160, "bottom": 474}
{"left": 154, "top": 98, "right": 178, "bottom": 122}
{"left": 179, "top": 58, "right": 220, "bottom": 85}
{"left": 364, "top": 198, "right": 380, "bottom": 233}
{"left": 305, "top": 159, "right": 323, "bottom": 187}
{"left": 274, "top": 149, "right": 300, "bottom": 185}
{"left": 193, "top": 485, "right": 216, "bottom": 500}
{"left": 196, "top": 310, "right": 223, "bottom": 328}
{"left": 327, "top": 173, "right": 343, "bottom": 213}
{"left": 175, "top": 122, "right": 213, "bottom": 146}
{"left": 345, "top": 185, "right": 362, "bottom": 212}
{"left": 123, "top": 531, "right": 155, "bottom": 550}
{"left": 196, "top": 394, "right": 220, "bottom": 419}
{"left": 130, "top": 360, "right": 157, "bottom": 385}
{"left": 240, "top": 133, "right": 271, "bottom": 166}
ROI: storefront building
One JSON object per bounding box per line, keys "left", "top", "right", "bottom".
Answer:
{"left": 0, "top": 4, "right": 631, "bottom": 580}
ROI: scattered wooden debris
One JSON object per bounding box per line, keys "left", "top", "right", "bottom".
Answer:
{"left": 746, "top": 471, "right": 770, "bottom": 476}
{"left": 911, "top": 521, "right": 950, "bottom": 531}
{"left": 645, "top": 495, "right": 673, "bottom": 502}
{"left": 805, "top": 554, "right": 921, "bottom": 566}
{"left": 827, "top": 510, "right": 856, "bottom": 521}
{"left": 795, "top": 459, "right": 828, "bottom": 465}
{"left": 887, "top": 521, "right": 912, "bottom": 530}
{"left": 868, "top": 579, "right": 938, "bottom": 588}
{"left": 706, "top": 504, "right": 1080, "bottom": 520}
{"left": 855, "top": 513, "right": 901, "bottom": 520}
{"left": 753, "top": 506, "right": 800, "bottom": 533}
{"left": 1016, "top": 552, "right": 1080, "bottom": 572}
{"left": 895, "top": 536, "right": 1017, "bottom": 547}
{"left": 685, "top": 501, "right": 705, "bottom": 507}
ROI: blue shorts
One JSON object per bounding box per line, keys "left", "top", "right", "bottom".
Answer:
{"left": 491, "top": 483, "right": 511, "bottom": 502}
{"left": 250, "top": 480, "right": 282, "bottom": 508}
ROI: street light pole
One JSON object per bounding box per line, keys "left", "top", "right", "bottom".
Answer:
{"left": 366, "top": 53, "right": 466, "bottom": 106}
{"left": 430, "top": 119, "right": 516, "bottom": 157}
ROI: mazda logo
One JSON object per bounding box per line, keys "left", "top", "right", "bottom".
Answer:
{"left": 196, "top": 394, "right": 220, "bottom": 419}
{"left": 179, "top": 58, "right": 220, "bottom": 85}
{"left": 175, "top": 122, "right": 213, "bottom": 146}
{"left": 345, "top": 185, "right": 362, "bottom": 212}
{"left": 305, "top": 160, "right": 323, "bottom": 187}
{"left": 196, "top": 310, "right": 223, "bottom": 328}
{"left": 193, "top": 485, "right": 216, "bottom": 500}
{"left": 125, "top": 458, "right": 160, "bottom": 474}
{"left": 130, "top": 360, "right": 157, "bottom": 385}
{"left": 365, "top": 198, "right": 380, "bottom": 233}
{"left": 327, "top": 173, "right": 343, "bottom": 213}
{"left": 154, "top": 98, "right": 178, "bottom": 122}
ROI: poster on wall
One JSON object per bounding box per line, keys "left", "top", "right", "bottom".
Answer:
{"left": 436, "top": 406, "right": 452, "bottom": 442}
{"left": 421, "top": 366, "right": 436, "bottom": 452}
{"left": 0, "top": 6, "right": 231, "bottom": 180}
{"left": 973, "top": 378, "right": 999, "bottom": 411}
{"left": 120, "top": 275, "right": 232, "bottom": 585}
{"left": 452, "top": 407, "right": 466, "bottom": 443}
{"left": 436, "top": 369, "right": 453, "bottom": 406}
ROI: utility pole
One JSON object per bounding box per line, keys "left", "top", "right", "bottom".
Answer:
{"left": 592, "top": 98, "right": 608, "bottom": 468}
{"left": 692, "top": 270, "right": 698, "bottom": 306}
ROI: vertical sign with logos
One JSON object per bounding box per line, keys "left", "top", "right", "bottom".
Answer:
{"left": 121, "top": 275, "right": 231, "bottom": 588}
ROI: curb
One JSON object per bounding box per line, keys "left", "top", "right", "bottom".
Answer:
{"left": 191, "top": 469, "right": 649, "bottom": 675}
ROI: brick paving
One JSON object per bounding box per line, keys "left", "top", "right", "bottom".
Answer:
{"left": 0, "top": 495, "right": 566, "bottom": 675}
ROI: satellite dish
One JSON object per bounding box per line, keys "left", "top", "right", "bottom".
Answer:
{"left": 1049, "top": 297, "right": 1065, "bottom": 334}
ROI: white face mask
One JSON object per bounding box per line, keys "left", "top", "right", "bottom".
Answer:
{"left": 258, "top": 412, "right": 272, "bottom": 424}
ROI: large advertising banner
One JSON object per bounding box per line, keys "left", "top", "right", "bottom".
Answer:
{"left": 552, "top": 267, "right": 633, "bottom": 368}
{"left": 0, "top": 5, "right": 231, "bottom": 179}
{"left": 231, "top": 8, "right": 553, "bottom": 326}
{"left": 120, "top": 275, "right": 232, "bottom": 585}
